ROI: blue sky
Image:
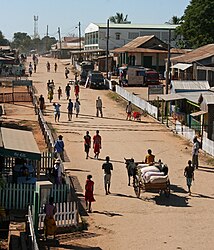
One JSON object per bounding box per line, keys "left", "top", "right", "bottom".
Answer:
{"left": 0, "top": 0, "right": 190, "bottom": 40}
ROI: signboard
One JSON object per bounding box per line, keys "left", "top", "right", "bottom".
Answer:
{"left": 148, "top": 85, "right": 164, "bottom": 95}
{"left": 12, "top": 80, "right": 32, "bottom": 87}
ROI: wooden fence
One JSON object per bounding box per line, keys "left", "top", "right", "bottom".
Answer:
{"left": 27, "top": 206, "right": 39, "bottom": 250}
{"left": 38, "top": 201, "right": 78, "bottom": 230}
{"left": 0, "top": 184, "right": 69, "bottom": 209}
{"left": 0, "top": 92, "right": 33, "bottom": 103}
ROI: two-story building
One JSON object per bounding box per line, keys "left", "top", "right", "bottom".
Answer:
{"left": 84, "top": 23, "right": 179, "bottom": 51}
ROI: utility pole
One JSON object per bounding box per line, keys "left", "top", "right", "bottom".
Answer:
{"left": 106, "top": 19, "right": 110, "bottom": 79}
{"left": 78, "top": 22, "right": 82, "bottom": 61}
{"left": 165, "top": 29, "right": 171, "bottom": 94}
{"left": 46, "top": 25, "right": 49, "bottom": 52}
{"left": 58, "top": 27, "right": 62, "bottom": 59}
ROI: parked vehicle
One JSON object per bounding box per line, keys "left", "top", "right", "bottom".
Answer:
{"left": 120, "top": 66, "right": 160, "bottom": 87}
{"left": 86, "top": 71, "right": 108, "bottom": 90}
{"left": 80, "top": 61, "right": 94, "bottom": 84}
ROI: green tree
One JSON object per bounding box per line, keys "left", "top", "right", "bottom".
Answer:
{"left": 0, "top": 31, "right": 10, "bottom": 46}
{"left": 11, "top": 32, "right": 32, "bottom": 53}
{"left": 168, "top": 16, "right": 181, "bottom": 25}
{"left": 109, "top": 13, "right": 130, "bottom": 24}
{"left": 177, "top": 0, "right": 214, "bottom": 48}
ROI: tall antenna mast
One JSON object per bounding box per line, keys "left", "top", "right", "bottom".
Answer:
{"left": 34, "top": 15, "right": 39, "bottom": 39}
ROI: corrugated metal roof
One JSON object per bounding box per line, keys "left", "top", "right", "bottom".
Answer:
{"left": 113, "top": 47, "right": 168, "bottom": 53}
{"left": 172, "top": 80, "right": 210, "bottom": 91}
{"left": 171, "top": 63, "right": 192, "bottom": 71}
{"left": 95, "top": 23, "right": 179, "bottom": 30}
{"left": 123, "top": 35, "right": 154, "bottom": 48}
{"left": 0, "top": 127, "right": 41, "bottom": 160}
{"left": 171, "top": 44, "right": 214, "bottom": 64}
{"left": 158, "top": 93, "right": 184, "bottom": 101}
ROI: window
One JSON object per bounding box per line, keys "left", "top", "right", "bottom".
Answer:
{"left": 115, "top": 33, "right": 121, "bottom": 40}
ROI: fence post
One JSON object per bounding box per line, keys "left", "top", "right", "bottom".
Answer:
{"left": 33, "top": 191, "right": 39, "bottom": 236}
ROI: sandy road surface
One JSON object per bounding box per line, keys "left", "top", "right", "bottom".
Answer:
{"left": 30, "top": 57, "right": 214, "bottom": 250}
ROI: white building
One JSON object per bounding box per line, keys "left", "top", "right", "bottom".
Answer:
{"left": 84, "top": 23, "right": 179, "bottom": 51}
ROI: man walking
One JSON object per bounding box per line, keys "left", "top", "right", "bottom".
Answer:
{"left": 96, "top": 96, "right": 103, "bottom": 117}
{"left": 93, "top": 130, "right": 102, "bottom": 159}
{"left": 53, "top": 102, "right": 61, "bottom": 122}
{"left": 65, "top": 67, "right": 69, "bottom": 79}
{"left": 184, "top": 160, "right": 194, "bottom": 195}
{"left": 65, "top": 83, "right": 71, "bottom": 100}
{"left": 126, "top": 101, "right": 132, "bottom": 120}
{"left": 102, "top": 156, "right": 113, "bottom": 195}
{"left": 84, "top": 131, "right": 91, "bottom": 159}
{"left": 54, "top": 135, "right": 64, "bottom": 161}
{"left": 192, "top": 136, "right": 200, "bottom": 169}
{"left": 67, "top": 99, "right": 73, "bottom": 121}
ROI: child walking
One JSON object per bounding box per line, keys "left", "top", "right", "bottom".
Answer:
{"left": 184, "top": 160, "right": 194, "bottom": 195}
{"left": 85, "top": 175, "right": 95, "bottom": 213}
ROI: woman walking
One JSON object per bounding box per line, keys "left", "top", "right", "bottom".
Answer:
{"left": 44, "top": 197, "right": 57, "bottom": 240}
{"left": 85, "top": 175, "right": 95, "bottom": 213}
{"left": 74, "top": 98, "right": 80, "bottom": 118}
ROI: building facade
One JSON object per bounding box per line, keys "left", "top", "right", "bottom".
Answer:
{"left": 84, "top": 23, "right": 179, "bottom": 51}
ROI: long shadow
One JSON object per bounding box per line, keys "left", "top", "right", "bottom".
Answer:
{"left": 191, "top": 192, "right": 214, "bottom": 199}
{"left": 153, "top": 193, "right": 190, "bottom": 207}
{"left": 196, "top": 166, "right": 214, "bottom": 174}
{"left": 170, "top": 184, "right": 187, "bottom": 194}
{"left": 93, "top": 210, "right": 123, "bottom": 217}
{"left": 57, "top": 244, "right": 102, "bottom": 250}
{"left": 112, "top": 193, "right": 138, "bottom": 199}
{"left": 65, "top": 168, "right": 90, "bottom": 173}
{"left": 89, "top": 157, "right": 124, "bottom": 164}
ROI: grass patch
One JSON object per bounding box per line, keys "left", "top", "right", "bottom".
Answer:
{"left": 205, "top": 156, "right": 214, "bottom": 166}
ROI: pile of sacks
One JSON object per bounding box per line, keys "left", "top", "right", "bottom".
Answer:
{"left": 138, "top": 163, "right": 169, "bottom": 184}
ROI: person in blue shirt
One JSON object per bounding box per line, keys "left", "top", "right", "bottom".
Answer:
{"left": 54, "top": 135, "right": 64, "bottom": 161}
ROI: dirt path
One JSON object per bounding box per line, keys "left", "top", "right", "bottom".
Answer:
{"left": 31, "top": 57, "right": 214, "bottom": 250}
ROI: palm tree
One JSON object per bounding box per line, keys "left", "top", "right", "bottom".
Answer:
{"left": 109, "top": 13, "right": 130, "bottom": 24}
{"left": 168, "top": 16, "right": 181, "bottom": 25}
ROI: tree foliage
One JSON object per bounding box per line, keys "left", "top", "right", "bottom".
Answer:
{"left": 109, "top": 13, "right": 130, "bottom": 24}
{"left": 177, "top": 0, "right": 214, "bottom": 48}
{"left": 0, "top": 31, "right": 10, "bottom": 46}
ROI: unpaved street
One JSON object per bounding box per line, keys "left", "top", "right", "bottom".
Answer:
{"left": 31, "top": 57, "right": 214, "bottom": 250}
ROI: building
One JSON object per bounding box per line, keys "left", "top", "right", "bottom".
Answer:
{"left": 84, "top": 23, "right": 179, "bottom": 51}
{"left": 51, "top": 37, "right": 84, "bottom": 59}
{"left": 170, "top": 44, "right": 214, "bottom": 86}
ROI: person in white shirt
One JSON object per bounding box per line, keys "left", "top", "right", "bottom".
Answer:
{"left": 96, "top": 96, "right": 103, "bottom": 117}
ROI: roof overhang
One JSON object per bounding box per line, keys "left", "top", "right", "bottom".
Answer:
{"left": 0, "top": 127, "right": 41, "bottom": 160}
{"left": 157, "top": 93, "right": 184, "bottom": 101}
{"left": 190, "top": 110, "right": 207, "bottom": 117}
{"left": 171, "top": 63, "right": 192, "bottom": 71}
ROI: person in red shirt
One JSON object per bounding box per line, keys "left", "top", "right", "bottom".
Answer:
{"left": 74, "top": 83, "right": 80, "bottom": 98}
{"left": 93, "top": 130, "right": 102, "bottom": 159}
{"left": 84, "top": 131, "right": 91, "bottom": 159}
{"left": 85, "top": 175, "right": 95, "bottom": 213}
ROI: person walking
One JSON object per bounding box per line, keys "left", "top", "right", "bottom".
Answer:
{"left": 65, "top": 83, "right": 71, "bottom": 100}
{"left": 85, "top": 175, "right": 95, "bottom": 213}
{"left": 84, "top": 131, "right": 91, "bottom": 159}
{"left": 126, "top": 101, "right": 132, "bottom": 120}
{"left": 102, "top": 156, "right": 113, "bottom": 195}
{"left": 53, "top": 102, "right": 61, "bottom": 122}
{"left": 29, "top": 62, "right": 33, "bottom": 77}
{"left": 192, "top": 136, "right": 200, "bottom": 169}
{"left": 93, "top": 130, "right": 102, "bottom": 159}
{"left": 184, "top": 160, "right": 195, "bottom": 195}
{"left": 48, "top": 89, "right": 53, "bottom": 103}
{"left": 54, "top": 63, "right": 58, "bottom": 73}
{"left": 39, "top": 94, "right": 45, "bottom": 112}
{"left": 34, "top": 62, "right": 37, "bottom": 73}
{"left": 74, "top": 83, "right": 80, "bottom": 98}
{"left": 96, "top": 96, "right": 103, "bottom": 117}
{"left": 57, "top": 87, "right": 62, "bottom": 100}
{"left": 65, "top": 67, "right": 69, "bottom": 79}
{"left": 44, "top": 197, "right": 57, "bottom": 240}
{"left": 46, "top": 61, "right": 50, "bottom": 72}
{"left": 53, "top": 158, "right": 62, "bottom": 184}
{"left": 54, "top": 135, "right": 64, "bottom": 161}
{"left": 67, "top": 99, "right": 73, "bottom": 121}
{"left": 74, "top": 98, "right": 80, "bottom": 118}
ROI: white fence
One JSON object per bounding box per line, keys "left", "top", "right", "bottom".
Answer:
{"left": 202, "top": 132, "right": 214, "bottom": 156}
{"left": 38, "top": 202, "right": 78, "bottom": 230}
{"left": 27, "top": 206, "right": 39, "bottom": 250}
{"left": 116, "top": 85, "right": 158, "bottom": 118}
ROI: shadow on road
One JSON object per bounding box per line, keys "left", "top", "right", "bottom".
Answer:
{"left": 112, "top": 193, "right": 138, "bottom": 199}
{"left": 196, "top": 166, "right": 214, "bottom": 174}
{"left": 170, "top": 184, "right": 187, "bottom": 194}
{"left": 93, "top": 210, "right": 123, "bottom": 217}
{"left": 153, "top": 193, "right": 190, "bottom": 207}
{"left": 191, "top": 192, "right": 214, "bottom": 199}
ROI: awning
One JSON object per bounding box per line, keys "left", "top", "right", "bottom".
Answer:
{"left": 171, "top": 63, "right": 192, "bottom": 71}
{"left": 0, "top": 127, "right": 41, "bottom": 160}
{"left": 190, "top": 110, "right": 207, "bottom": 117}
{"left": 157, "top": 93, "right": 184, "bottom": 101}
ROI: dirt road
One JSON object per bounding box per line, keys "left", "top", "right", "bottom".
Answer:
{"left": 31, "top": 57, "right": 214, "bottom": 250}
